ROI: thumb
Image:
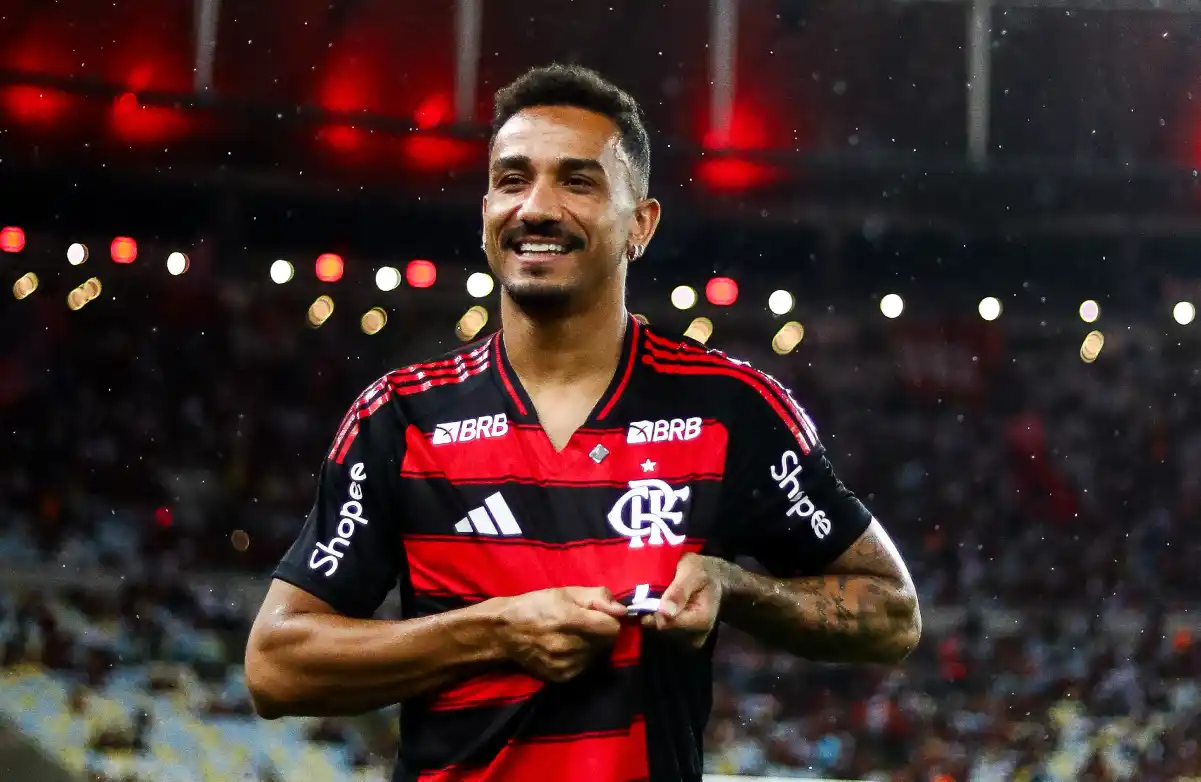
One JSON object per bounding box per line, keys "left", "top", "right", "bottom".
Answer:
{"left": 563, "top": 586, "right": 627, "bottom": 618}
{"left": 659, "top": 560, "right": 706, "bottom": 619}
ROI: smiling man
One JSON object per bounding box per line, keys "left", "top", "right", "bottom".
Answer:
{"left": 245, "top": 64, "right": 921, "bottom": 782}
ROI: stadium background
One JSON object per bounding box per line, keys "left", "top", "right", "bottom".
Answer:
{"left": 3, "top": 0, "right": 1201, "bottom": 779}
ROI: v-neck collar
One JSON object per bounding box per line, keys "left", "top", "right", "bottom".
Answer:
{"left": 490, "top": 313, "right": 642, "bottom": 428}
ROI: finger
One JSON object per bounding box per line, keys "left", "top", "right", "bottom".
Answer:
{"left": 565, "top": 606, "right": 622, "bottom": 638}
{"left": 658, "top": 558, "right": 707, "bottom": 619}
{"left": 564, "top": 586, "right": 628, "bottom": 618}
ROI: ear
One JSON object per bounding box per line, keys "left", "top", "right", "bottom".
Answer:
{"left": 628, "top": 198, "right": 661, "bottom": 261}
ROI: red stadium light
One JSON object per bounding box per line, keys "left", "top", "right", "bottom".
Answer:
{"left": 316, "top": 253, "right": 345, "bottom": 283}
{"left": 406, "top": 259, "right": 437, "bottom": 289}
{"left": 414, "top": 94, "right": 451, "bottom": 129}
{"left": 0, "top": 226, "right": 25, "bottom": 253}
{"left": 110, "top": 236, "right": 137, "bottom": 264}
{"left": 706, "top": 277, "right": 739, "bottom": 306}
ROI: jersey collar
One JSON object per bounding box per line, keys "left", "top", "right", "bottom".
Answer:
{"left": 491, "top": 313, "right": 643, "bottom": 426}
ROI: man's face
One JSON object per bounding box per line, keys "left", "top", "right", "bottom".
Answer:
{"left": 482, "top": 105, "right": 657, "bottom": 314}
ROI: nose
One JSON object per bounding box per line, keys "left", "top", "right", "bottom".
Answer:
{"left": 515, "top": 177, "right": 562, "bottom": 225}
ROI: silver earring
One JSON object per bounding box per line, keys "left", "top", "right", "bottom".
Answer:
{"left": 628, "top": 245, "right": 643, "bottom": 261}
{"left": 481, "top": 236, "right": 487, "bottom": 252}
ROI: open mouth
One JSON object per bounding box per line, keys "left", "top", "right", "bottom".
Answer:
{"left": 510, "top": 240, "right": 578, "bottom": 262}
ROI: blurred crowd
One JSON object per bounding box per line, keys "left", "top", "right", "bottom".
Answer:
{"left": 2, "top": 278, "right": 1200, "bottom": 779}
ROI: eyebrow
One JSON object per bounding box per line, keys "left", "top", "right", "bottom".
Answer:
{"left": 490, "top": 155, "right": 608, "bottom": 178}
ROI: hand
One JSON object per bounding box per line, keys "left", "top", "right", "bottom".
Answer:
{"left": 492, "top": 587, "right": 627, "bottom": 683}
{"left": 641, "top": 553, "right": 726, "bottom": 649}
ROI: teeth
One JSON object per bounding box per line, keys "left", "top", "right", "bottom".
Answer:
{"left": 518, "top": 243, "right": 568, "bottom": 254}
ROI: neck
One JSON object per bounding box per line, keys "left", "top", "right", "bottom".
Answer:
{"left": 500, "top": 289, "right": 628, "bottom": 385}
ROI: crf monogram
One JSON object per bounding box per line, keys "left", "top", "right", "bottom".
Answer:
{"left": 607, "top": 479, "right": 691, "bottom": 548}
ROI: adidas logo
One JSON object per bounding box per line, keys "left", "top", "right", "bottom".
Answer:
{"left": 453, "top": 492, "right": 523, "bottom": 536}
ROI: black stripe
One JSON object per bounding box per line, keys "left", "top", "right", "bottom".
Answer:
{"left": 409, "top": 592, "right": 484, "bottom": 615}
{"left": 398, "top": 482, "right": 723, "bottom": 544}
{"left": 399, "top": 472, "right": 725, "bottom": 488}
{"left": 402, "top": 663, "right": 643, "bottom": 772}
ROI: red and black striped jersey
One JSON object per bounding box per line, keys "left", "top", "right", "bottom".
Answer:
{"left": 273, "top": 315, "right": 874, "bottom": 782}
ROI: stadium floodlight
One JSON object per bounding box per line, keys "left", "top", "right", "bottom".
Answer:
{"left": 406, "top": 259, "right": 437, "bottom": 289}
{"left": 771, "top": 321, "right": 804, "bottom": 355}
{"left": 270, "top": 260, "right": 294, "bottom": 284}
{"left": 167, "top": 252, "right": 190, "bottom": 276}
{"left": 1079, "top": 300, "right": 1100, "bottom": 323}
{"left": 705, "top": 277, "right": 738, "bottom": 306}
{"left": 684, "top": 317, "right": 713, "bottom": 344}
{"left": 12, "top": 272, "right": 38, "bottom": 300}
{"left": 376, "top": 266, "right": 402, "bottom": 292}
{"left": 978, "top": 296, "right": 1001, "bottom": 321}
{"left": 67, "top": 243, "right": 89, "bottom": 265}
{"left": 1173, "top": 301, "right": 1195, "bottom": 325}
{"left": 361, "top": 307, "right": 388, "bottom": 335}
{"left": 1080, "top": 330, "right": 1105, "bottom": 363}
{"left": 768, "top": 290, "right": 794, "bottom": 316}
{"left": 111, "top": 236, "right": 137, "bottom": 264}
{"left": 880, "top": 293, "right": 904, "bottom": 319}
{"left": 316, "top": 253, "right": 344, "bottom": 283}
{"left": 466, "top": 272, "right": 494, "bottom": 298}
{"left": 456, "top": 305, "right": 488, "bottom": 341}
{"left": 0, "top": 226, "right": 25, "bottom": 253}
{"left": 307, "top": 295, "right": 334, "bottom": 327}
{"left": 670, "top": 285, "right": 697, "bottom": 310}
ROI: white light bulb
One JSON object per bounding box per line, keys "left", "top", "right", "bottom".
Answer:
{"left": 880, "top": 293, "right": 904, "bottom": 319}
{"left": 270, "top": 260, "right": 294, "bottom": 284}
{"left": 670, "top": 285, "right": 697, "bottom": 310}
{"left": 466, "top": 272, "right": 495, "bottom": 298}
{"left": 768, "top": 290, "right": 794, "bottom": 316}
{"left": 375, "top": 266, "right": 401, "bottom": 292}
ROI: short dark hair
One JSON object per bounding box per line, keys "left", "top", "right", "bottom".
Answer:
{"left": 490, "top": 64, "right": 651, "bottom": 198}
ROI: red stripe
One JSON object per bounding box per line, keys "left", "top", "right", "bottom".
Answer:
{"left": 418, "top": 718, "right": 648, "bottom": 782}
{"left": 390, "top": 361, "right": 491, "bottom": 398}
{"left": 328, "top": 377, "right": 393, "bottom": 464}
{"left": 643, "top": 331, "right": 819, "bottom": 452}
{"left": 492, "top": 336, "right": 529, "bottom": 416}
{"left": 328, "top": 346, "right": 491, "bottom": 464}
{"left": 404, "top": 537, "right": 704, "bottom": 600}
{"left": 638, "top": 336, "right": 816, "bottom": 451}
{"left": 427, "top": 625, "right": 642, "bottom": 711}
{"left": 595, "top": 317, "right": 641, "bottom": 421}
{"left": 401, "top": 423, "right": 728, "bottom": 485}
{"left": 428, "top": 671, "right": 542, "bottom": 711}
{"left": 389, "top": 349, "right": 491, "bottom": 393}
{"left": 392, "top": 342, "right": 491, "bottom": 380}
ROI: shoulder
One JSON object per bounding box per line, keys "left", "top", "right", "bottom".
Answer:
{"left": 639, "top": 323, "right": 821, "bottom": 450}
{"left": 329, "top": 336, "right": 496, "bottom": 459}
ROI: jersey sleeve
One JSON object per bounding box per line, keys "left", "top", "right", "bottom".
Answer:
{"left": 272, "top": 378, "right": 405, "bottom": 618}
{"left": 713, "top": 376, "right": 873, "bottom": 578}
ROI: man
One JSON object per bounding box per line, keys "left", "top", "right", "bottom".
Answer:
{"left": 246, "top": 64, "right": 920, "bottom": 782}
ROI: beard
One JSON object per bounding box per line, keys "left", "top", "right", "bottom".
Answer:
{"left": 503, "top": 278, "right": 578, "bottom": 320}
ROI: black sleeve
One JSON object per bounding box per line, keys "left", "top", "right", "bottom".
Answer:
{"left": 272, "top": 378, "right": 405, "bottom": 618}
{"left": 713, "top": 378, "right": 873, "bottom": 578}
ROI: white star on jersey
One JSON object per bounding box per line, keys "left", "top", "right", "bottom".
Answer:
{"left": 640, "top": 459, "right": 656, "bottom": 473}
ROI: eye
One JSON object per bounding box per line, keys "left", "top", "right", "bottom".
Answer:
{"left": 495, "top": 175, "right": 525, "bottom": 189}
{"left": 566, "top": 175, "right": 594, "bottom": 188}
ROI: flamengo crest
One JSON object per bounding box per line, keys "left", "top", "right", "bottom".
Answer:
{"left": 607, "top": 479, "right": 690, "bottom": 548}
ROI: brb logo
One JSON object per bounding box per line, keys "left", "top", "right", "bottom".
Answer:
{"left": 432, "top": 414, "right": 508, "bottom": 445}
{"left": 608, "top": 479, "right": 691, "bottom": 548}
{"left": 626, "top": 417, "right": 703, "bottom": 445}
{"left": 309, "top": 462, "right": 369, "bottom": 577}
{"left": 770, "top": 451, "right": 832, "bottom": 540}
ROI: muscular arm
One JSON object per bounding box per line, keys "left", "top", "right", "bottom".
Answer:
{"left": 718, "top": 520, "right": 921, "bottom": 664}
{"left": 245, "top": 580, "right": 505, "bottom": 718}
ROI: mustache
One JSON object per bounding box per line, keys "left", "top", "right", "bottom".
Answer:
{"left": 501, "top": 225, "right": 586, "bottom": 251}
